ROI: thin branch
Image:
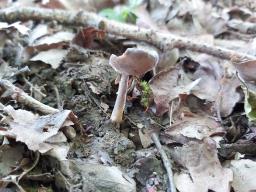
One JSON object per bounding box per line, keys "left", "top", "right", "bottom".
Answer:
{"left": 0, "top": 7, "right": 255, "bottom": 61}
{"left": 151, "top": 133, "right": 176, "bottom": 192}
{"left": 0, "top": 79, "right": 58, "bottom": 114}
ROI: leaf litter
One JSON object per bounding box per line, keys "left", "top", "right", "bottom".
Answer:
{"left": 0, "top": 0, "right": 256, "bottom": 191}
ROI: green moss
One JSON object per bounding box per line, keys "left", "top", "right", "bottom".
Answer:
{"left": 140, "top": 81, "right": 152, "bottom": 108}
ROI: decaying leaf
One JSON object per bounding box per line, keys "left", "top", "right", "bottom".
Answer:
{"left": 235, "top": 60, "right": 256, "bottom": 82}
{"left": 150, "top": 55, "right": 241, "bottom": 117}
{"left": 0, "top": 145, "right": 25, "bottom": 177}
{"left": 174, "top": 138, "right": 233, "bottom": 192}
{"left": 219, "top": 76, "right": 241, "bottom": 117}
{"left": 33, "top": 31, "right": 75, "bottom": 46}
{"left": 230, "top": 159, "right": 256, "bottom": 192}
{"left": 149, "top": 66, "right": 200, "bottom": 116}
{"left": 164, "top": 115, "right": 224, "bottom": 143}
{"left": 1, "top": 106, "right": 75, "bottom": 153}
{"left": 0, "top": 21, "right": 30, "bottom": 35}
{"left": 72, "top": 27, "right": 105, "bottom": 49}
{"left": 30, "top": 49, "right": 68, "bottom": 69}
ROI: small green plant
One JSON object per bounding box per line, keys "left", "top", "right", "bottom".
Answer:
{"left": 99, "top": 0, "right": 142, "bottom": 23}
{"left": 140, "top": 80, "right": 152, "bottom": 108}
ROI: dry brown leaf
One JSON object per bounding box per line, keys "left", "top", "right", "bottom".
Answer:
{"left": 174, "top": 138, "right": 233, "bottom": 192}
{"left": 235, "top": 60, "right": 256, "bottom": 82}
{"left": 150, "top": 55, "right": 240, "bottom": 116}
{"left": 164, "top": 115, "right": 224, "bottom": 143}
{"left": 72, "top": 27, "right": 105, "bottom": 49}
{"left": 149, "top": 66, "right": 200, "bottom": 116}
{"left": 1, "top": 106, "right": 74, "bottom": 153}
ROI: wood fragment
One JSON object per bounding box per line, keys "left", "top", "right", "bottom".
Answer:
{"left": 0, "top": 79, "right": 58, "bottom": 114}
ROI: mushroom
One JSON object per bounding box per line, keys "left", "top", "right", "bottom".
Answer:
{"left": 109, "top": 48, "right": 158, "bottom": 123}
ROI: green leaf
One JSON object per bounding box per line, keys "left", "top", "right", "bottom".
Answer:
{"left": 243, "top": 86, "right": 256, "bottom": 122}
{"left": 99, "top": 8, "right": 125, "bottom": 22}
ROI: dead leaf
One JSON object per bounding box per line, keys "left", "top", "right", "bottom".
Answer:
{"left": 164, "top": 115, "right": 224, "bottom": 144}
{"left": 235, "top": 60, "right": 256, "bottom": 82}
{"left": 149, "top": 65, "right": 200, "bottom": 116}
{"left": 174, "top": 138, "right": 233, "bottom": 192}
{"left": 218, "top": 76, "right": 241, "bottom": 117}
{"left": 230, "top": 159, "right": 256, "bottom": 192}
{"left": 72, "top": 27, "right": 105, "bottom": 49}
{"left": 30, "top": 49, "right": 68, "bottom": 69}
{"left": 33, "top": 31, "right": 75, "bottom": 46}
{"left": 0, "top": 21, "right": 30, "bottom": 35}
{"left": 28, "top": 24, "right": 49, "bottom": 45}
{"left": 0, "top": 145, "right": 25, "bottom": 177}
{"left": 1, "top": 106, "right": 75, "bottom": 153}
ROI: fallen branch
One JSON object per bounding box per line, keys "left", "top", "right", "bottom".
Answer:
{"left": 0, "top": 79, "right": 58, "bottom": 114}
{"left": 0, "top": 7, "right": 255, "bottom": 61}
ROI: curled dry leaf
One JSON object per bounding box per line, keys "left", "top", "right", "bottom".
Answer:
{"left": 1, "top": 106, "right": 75, "bottom": 153}
{"left": 174, "top": 138, "right": 233, "bottom": 192}
{"left": 150, "top": 55, "right": 241, "bottom": 117}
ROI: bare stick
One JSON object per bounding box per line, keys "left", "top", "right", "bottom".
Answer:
{"left": 151, "top": 133, "right": 176, "bottom": 192}
{"left": 0, "top": 7, "right": 255, "bottom": 61}
{"left": 0, "top": 79, "right": 58, "bottom": 114}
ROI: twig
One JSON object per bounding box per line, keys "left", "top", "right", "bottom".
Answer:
{"left": 169, "top": 101, "right": 174, "bottom": 127}
{"left": 151, "top": 133, "right": 176, "bottom": 192}
{"left": 1, "top": 151, "right": 40, "bottom": 192}
{"left": 53, "top": 84, "right": 62, "bottom": 109}
{"left": 22, "top": 76, "right": 47, "bottom": 98}
{"left": 0, "top": 79, "right": 58, "bottom": 114}
{"left": 0, "top": 7, "right": 255, "bottom": 62}
{"left": 18, "top": 151, "right": 40, "bottom": 182}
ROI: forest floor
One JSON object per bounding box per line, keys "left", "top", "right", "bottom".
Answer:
{"left": 0, "top": 0, "right": 256, "bottom": 192}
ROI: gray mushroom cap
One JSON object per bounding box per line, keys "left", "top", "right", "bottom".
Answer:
{"left": 109, "top": 48, "right": 159, "bottom": 76}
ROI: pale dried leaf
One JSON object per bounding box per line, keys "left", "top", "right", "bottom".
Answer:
{"left": 2, "top": 106, "right": 73, "bottom": 153}
{"left": 165, "top": 115, "right": 224, "bottom": 142}
{"left": 33, "top": 31, "right": 75, "bottom": 46}
{"left": 230, "top": 159, "right": 256, "bottom": 192}
{"left": 0, "top": 21, "right": 30, "bottom": 35}
{"left": 219, "top": 76, "right": 241, "bottom": 117}
{"left": 149, "top": 66, "right": 200, "bottom": 115}
{"left": 174, "top": 138, "right": 232, "bottom": 192}
{"left": 28, "top": 24, "right": 48, "bottom": 45}
{"left": 30, "top": 49, "right": 68, "bottom": 69}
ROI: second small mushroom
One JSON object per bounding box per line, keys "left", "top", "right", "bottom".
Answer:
{"left": 109, "top": 48, "right": 158, "bottom": 123}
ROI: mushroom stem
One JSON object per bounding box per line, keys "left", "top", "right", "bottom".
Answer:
{"left": 110, "top": 74, "right": 129, "bottom": 123}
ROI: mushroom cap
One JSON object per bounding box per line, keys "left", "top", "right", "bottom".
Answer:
{"left": 109, "top": 48, "right": 158, "bottom": 76}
